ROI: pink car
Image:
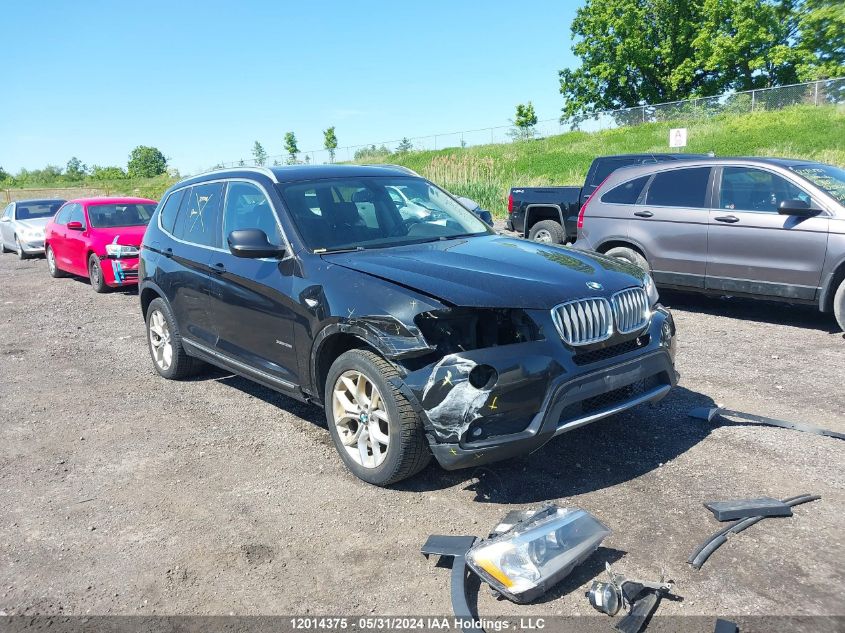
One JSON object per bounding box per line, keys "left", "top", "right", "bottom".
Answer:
{"left": 45, "top": 197, "right": 158, "bottom": 292}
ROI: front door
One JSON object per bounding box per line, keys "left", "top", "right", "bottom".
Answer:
{"left": 706, "top": 166, "right": 829, "bottom": 301}
{"left": 0, "top": 204, "right": 13, "bottom": 247}
{"left": 207, "top": 180, "right": 300, "bottom": 388}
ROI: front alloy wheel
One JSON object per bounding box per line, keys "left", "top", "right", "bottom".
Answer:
{"left": 15, "top": 236, "right": 27, "bottom": 260}
{"left": 332, "top": 370, "right": 391, "bottom": 468}
{"left": 148, "top": 309, "right": 173, "bottom": 372}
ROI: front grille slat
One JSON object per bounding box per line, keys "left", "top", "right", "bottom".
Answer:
{"left": 612, "top": 287, "right": 649, "bottom": 334}
{"left": 552, "top": 297, "right": 613, "bottom": 346}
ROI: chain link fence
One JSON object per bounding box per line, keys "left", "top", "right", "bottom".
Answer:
{"left": 211, "top": 77, "right": 845, "bottom": 169}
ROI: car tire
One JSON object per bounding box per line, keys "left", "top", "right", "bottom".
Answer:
{"left": 605, "top": 246, "right": 650, "bottom": 273}
{"left": 145, "top": 297, "right": 204, "bottom": 380}
{"left": 88, "top": 254, "right": 109, "bottom": 293}
{"left": 46, "top": 245, "right": 67, "bottom": 278}
{"left": 15, "top": 236, "right": 29, "bottom": 260}
{"left": 834, "top": 278, "right": 845, "bottom": 333}
{"left": 325, "top": 349, "right": 430, "bottom": 486}
{"left": 528, "top": 220, "right": 565, "bottom": 244}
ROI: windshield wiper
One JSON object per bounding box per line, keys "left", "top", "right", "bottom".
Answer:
{"left": 438, "top": 232, "right": 484, "bottom": 241}
{"left": 314, "top": 246, "right": 366, "bottom": 254}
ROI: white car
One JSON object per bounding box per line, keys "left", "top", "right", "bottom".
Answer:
{"left": 0, "top": 199, "right": 66, "bottom": 259}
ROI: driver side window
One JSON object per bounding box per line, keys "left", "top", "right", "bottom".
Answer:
{"left": 720, "top": 167, "right": 810, "bottom": 213}
{"left": 222, "top": 181, "right": 282, "bottom": 246}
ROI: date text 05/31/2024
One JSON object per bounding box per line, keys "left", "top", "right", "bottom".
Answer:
{"left": 289, "top": 617, "right": 547, "bottom": 631}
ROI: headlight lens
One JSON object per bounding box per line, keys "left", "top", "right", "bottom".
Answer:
{"left": 643, "top": 272, "right": 659, "bottom": 306}
{"left": 466, "top": 505, "right": 611, "bottom": 603}
{"left": 20, "top": 227, "right": 43, "bottom": 239}
{"left": 105, "top": 243, "right": 139, "bottom": 258}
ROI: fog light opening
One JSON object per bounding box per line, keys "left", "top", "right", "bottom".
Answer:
{"left": 469, "top": 364, "right": 498, "bottom": 389}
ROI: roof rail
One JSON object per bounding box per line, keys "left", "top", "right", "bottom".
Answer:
{"left": 192, "top": 166, "right": 279, "bottom": 183}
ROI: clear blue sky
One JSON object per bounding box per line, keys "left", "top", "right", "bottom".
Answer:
{"left": 2, "top": 1, "right": 582, "bottom": 174}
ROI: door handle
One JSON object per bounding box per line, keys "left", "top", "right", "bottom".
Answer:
{"left": 211, "top": 262, "right": 226, "bottom": 274}
{"left": 714, "top": 215, "right": 740, "bottom": 223}
{"left": 633, "top": 210, "right": 654, "bottom": 218}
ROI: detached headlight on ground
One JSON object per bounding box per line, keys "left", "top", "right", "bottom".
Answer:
{"left": 465, "top": 505, "right": 611, "bottom": 603}
{"left": 105, "top": 244, "right": 139, "bottom": 258}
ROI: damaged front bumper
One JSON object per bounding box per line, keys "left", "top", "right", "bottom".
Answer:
{"left": 399, "top": 308, "right": 678, "bottom": 470}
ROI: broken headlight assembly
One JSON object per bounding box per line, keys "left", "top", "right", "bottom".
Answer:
{"left": 105, "top": 243, "right": 140, "bottom": 258}
{"left": 414, "top": 308, "right": 541, "bottom": 356}
{"left": 465, "top": 505, "right": 610, "bottom": 603}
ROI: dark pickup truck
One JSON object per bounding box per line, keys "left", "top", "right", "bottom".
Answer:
{"left": 506, "top": 153, "right": 709, "bottom": 244}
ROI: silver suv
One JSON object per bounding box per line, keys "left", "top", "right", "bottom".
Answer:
{"left": 572, "top": 158, "right": 845, "bottom": 331}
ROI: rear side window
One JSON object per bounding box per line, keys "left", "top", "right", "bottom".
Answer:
{"left": 159, "top": 189, "right": 186, "bottom": 234}
{"left": 645, "top": 167, "right": 711, "bottom": 208}
{"left": 173, "top": 182, "right": 225, "bottom": 248}
{"left": 601, "top": 176, "right": 650, "bottom": 205}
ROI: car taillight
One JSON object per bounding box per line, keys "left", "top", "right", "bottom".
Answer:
{"left": 577, "top": 176, "right": 610, "bottom": 230}
{"left": 507, "top": 192, "right": 514, "bottom": 214}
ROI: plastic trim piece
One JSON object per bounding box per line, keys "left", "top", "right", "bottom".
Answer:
{"left": 688, "top": 494, "right": 821, "bottom": 570}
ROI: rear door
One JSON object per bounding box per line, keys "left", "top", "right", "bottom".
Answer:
{"left": 629, "top": 166, "right": 712, "bottom": 288}
{"left": 165, "top": 182, "right": 226, "bottom": 347}
{"left": 0, "top": 204, "right": 13, "bottom": 247}
{"left": 706, "top": 165, "right": 829, "bottom": 300}
{"left": 48, "top": 203, "right": 72, "bottom": 263}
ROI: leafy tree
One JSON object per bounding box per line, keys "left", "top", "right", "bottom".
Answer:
{"left": 284, "top": 132, "right": 299, "bottom": 164}
{"left": 793, "top": 0, "right": 845, "bottom": 80}
{"left": 65, "top": 156, "right": 87, "bottom": 180}
{"left": 323, "top": 126, "right": 338, "bottom": 163}
{"left": 397, "top": 137, "right": 413, "bottom": 153}
{"left": 557, "top": 0, "right": 840, "bottom": 124}
{"left": 353, "top": 144, "right": 391, "bottom": 161}
{"left": 0, "top": 165, "right": 9, "bottom": 183}
{"left": 127, "top": 145, "right": 167, "bottom": 178}
{"left": 252, "top": 141, "right": 268, "bottom": 166}
{"left": 509, "top": 102, "right": 538, "bottom": 140}
{"left": 90, "top": 165, "right": 127, "bottom": 180}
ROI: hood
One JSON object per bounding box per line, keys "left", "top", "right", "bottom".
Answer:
{"left": 16, "top": 218, "right": 51, "bottom": 231}
{"left": 322, "top": 235, "right": 645, "bottom": 310}
{"left": 92, "top": 225, "right": 147, "bottom": 247}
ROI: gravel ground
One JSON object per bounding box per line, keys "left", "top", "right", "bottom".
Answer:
{"left": 0, "top": 240, "right": 843, "bottom": 631}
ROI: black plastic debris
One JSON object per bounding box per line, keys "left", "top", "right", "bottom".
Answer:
{"left": 704, "top": 497, "right": 793, "bottom": 521}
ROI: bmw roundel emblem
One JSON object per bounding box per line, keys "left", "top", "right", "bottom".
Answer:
{"left": 586, "top": 281, "right": 603, "bottom": 291}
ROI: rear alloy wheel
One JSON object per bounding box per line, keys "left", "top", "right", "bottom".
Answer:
{"left": 834, "top": 278, "right": 845, "bottom": 333}
{"left": 46, "top": 245, "right": 67, "bottom": 278}
{"left": 326, "top": 349, "right": 430, "bottom": 486}
{"left": 15, "top": 236, "right": 28, "bottom": 260}
{"left": 605, "top": 246, "right": 650, "bottom": 274}
{"left": 145, "top": 297, "right": 204, "bottom": 379}
{"left": 88, "top": 254, "right": 109, "bottom": 293}
{"left": 528, "top": 220, "right": 565, "bottom": 245}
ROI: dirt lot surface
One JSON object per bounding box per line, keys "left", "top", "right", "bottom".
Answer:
{"left": 1, "top": 243, "right": 843, "bottom": 631}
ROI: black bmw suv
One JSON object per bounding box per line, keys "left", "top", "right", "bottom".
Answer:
{"left": 139, "top": 165, "right": 678, "bottom": 485}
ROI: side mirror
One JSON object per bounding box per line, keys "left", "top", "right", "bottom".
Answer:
{"left": 67, "top": 221, "right": 84, "bottom": 231}
{"left": 476, "top": 209, "right": 494, "bottom": 226}
{"left": 0, "top": 216, "right": 10, "bottom": 223}
{"left": 777, "top": 199, "right": 820, "bottom": 217}
{"left": 227, "top": 229, "right": 285, "bottom": 259}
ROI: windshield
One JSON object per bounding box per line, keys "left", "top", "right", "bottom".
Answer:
{"left": 16, "top": 201, "right": 63, "bottom": 220}
{"left": 278, "top": 176, "right": 490, "bottom": 252}
{"left": 88, "top": 203, "right": 156, "bottom": 228}
{"left": 791, "top": 163, "right": 845, "bottom": 205}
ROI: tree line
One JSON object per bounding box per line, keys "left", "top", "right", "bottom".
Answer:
{"left": 0, "top": 146, "right": 170, "bottom": 187}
